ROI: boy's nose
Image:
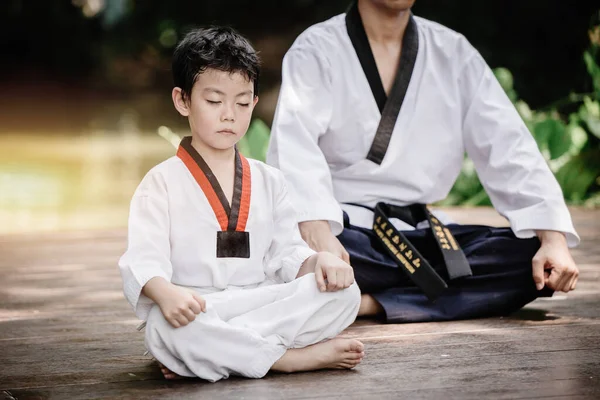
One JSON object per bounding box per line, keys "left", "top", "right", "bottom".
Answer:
{"left": 221, "top": 105, "right": 235, "bottom": 122}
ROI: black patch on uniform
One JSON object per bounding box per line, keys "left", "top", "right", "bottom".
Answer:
{"left": 216, "top": 231, "right": 250, "bottom": 258}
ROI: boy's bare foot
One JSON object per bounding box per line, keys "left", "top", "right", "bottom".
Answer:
{"left": 158, "top": 362, "right": 182, "bottom": 380}
{"left": 271, "top": 338, "right": 364, "bottom": 373}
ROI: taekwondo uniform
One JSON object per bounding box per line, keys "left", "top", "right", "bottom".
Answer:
{"left": 267, "top": 2, "right": 579, "bottom": 323}
{"left": 119, "top": 137, "right": 361, "bottom": 382}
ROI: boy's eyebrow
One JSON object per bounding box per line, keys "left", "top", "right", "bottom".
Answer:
{"left": 203, "top": 88, "right": 225, "bottom": 95}
{"left": 203, "top": 88, "right": 253, "bottom": 97}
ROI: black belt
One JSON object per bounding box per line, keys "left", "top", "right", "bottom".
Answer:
{"left": 350, "top": 203, "right": 472, "bottom": 301}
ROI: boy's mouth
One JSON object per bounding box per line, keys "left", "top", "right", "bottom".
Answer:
{"left": 217, "top": 129, "right": 236, "bottom": 135}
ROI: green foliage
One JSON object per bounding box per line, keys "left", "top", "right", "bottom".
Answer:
{"left": 237, "top": 119, "right": 270, "bottom": 161}
{"left": 554, "top": 150, "right": 600, "bottom": 203}
{"left": 494, "top": 67, "right": 518, "bottom": 103}
{"left": 580, "top": 96, "right": 600, "bottom": 139}
{"left": 584, "top": 50, "right": 600, "bottom": 97}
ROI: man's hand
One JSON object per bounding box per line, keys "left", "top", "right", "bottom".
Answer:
{"left": 142, "top": 277, "right": 206, "bottom": 328}
{"left": 532, "top": 230, "right": 579, "bottom": 293}
{"left": 314, "top": 251, "right": 355, "bottom": 292}
{"left": 299, "top": 220, "right": 350, "bottom": 263}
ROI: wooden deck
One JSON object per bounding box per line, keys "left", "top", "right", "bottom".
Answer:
{"left": 1, "top": 208, "right": 599, "bottom": 399}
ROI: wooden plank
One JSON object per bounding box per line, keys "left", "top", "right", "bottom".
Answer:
{"left": 3, "top": 364, "right": 600, "bottom": 400}
{"left": 3, "top": 322, "right": 600, "bottom": 363}
{"left": 0, "top": 207, "right": 598, "bottom": 399}
{"left": 3, "top": 324, "right": 600, "bottom": 390}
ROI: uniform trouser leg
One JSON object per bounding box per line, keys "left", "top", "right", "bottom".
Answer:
{"left": 338, "top": 222, "right": 553, "bottom": 323}
{"left": 144, "top": 273, "right": 361, "bottom": 382}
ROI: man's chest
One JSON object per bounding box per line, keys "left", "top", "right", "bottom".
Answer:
{"left": 370, "top": 43, "right": 402, "bottom": 96}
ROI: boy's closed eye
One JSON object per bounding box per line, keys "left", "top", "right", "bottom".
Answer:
{"left": 205, "top": 100, "right": 249, "bottom": 107}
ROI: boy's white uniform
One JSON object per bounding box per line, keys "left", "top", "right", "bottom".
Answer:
{"left": 119, "top": 137, "right": 360, "bottom": 382}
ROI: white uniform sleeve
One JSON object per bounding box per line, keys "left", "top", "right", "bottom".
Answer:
{"left": 264, "top": 171, "right": 317, "bottom": 283}
{"left": 267, "top": 47, "right": 344, "bottom": 235}
{"left": 460, "top": 49, "right": 579, "bottom": 247}
{"left": 118, "top": 170, "right": 173, "bottom": 320}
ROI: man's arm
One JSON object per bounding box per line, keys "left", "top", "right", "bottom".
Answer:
{"left": 299, "top": 220, "right": 350, "bottom": 263}
{"left": 460, "top": 47, "right": 579, "bottom": 291}
{"left": 267, "top": 46, "right": 345, "bottom": 247}
{"left": 461, "top": 50, "right": 579, "bottom": 246}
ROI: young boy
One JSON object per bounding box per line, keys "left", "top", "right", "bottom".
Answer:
{"left": 118, "top": 27, "right": 364, "bottom": 383}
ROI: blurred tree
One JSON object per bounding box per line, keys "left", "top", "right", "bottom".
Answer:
{"left": 1, "top": 0, "right": 598, "bottom": 133}
{"left": 1, "top": 0, "right": 597, "bottom": 104}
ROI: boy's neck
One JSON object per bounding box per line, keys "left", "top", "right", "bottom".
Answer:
{"left": 190, "top": 135, "right": 236, "bottom": 168}
{"left": 358, "top": 0, "right": 411, "bottom": 44}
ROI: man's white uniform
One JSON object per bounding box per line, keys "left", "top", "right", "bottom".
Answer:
{"left": 267, "top": 3, "right": 578, "bottom": 323}
{"left": 119, "top": 137, "right": 360, "bottom": 382}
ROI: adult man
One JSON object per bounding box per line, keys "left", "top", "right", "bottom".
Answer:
{"left": 267, "top": 0, "right": 579, "bottom": 323}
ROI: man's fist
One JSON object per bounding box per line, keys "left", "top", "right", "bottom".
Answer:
{"left": 533, "top": 231, "right": 579, "bottom": 293}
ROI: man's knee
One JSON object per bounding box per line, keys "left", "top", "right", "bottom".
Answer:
{"left": 500, "top": 236, "right": 541, "bottom": 268}
{"left": 521, "top": 237, "right": 541, "bottom": 255}
{"left": 489, "top": 228, "right": 541, "bottom": 256}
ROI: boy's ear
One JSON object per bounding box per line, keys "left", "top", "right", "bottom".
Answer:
{"left": 172, "top": 87, "right": 190, "bottom": 117}
{"left": 252, "top": 96, "right": 259, "bottom": 107}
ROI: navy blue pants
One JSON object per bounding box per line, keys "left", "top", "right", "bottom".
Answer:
{"left": 338, "top": 213, "right": 553, "bottom": 323}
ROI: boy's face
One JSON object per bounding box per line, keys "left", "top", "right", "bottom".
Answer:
{"left": 173, "top": 68, "right": 258, "bottom": 151}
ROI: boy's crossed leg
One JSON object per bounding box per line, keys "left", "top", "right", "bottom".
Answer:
{"left": 146, "top": 274, "right": 363, "bottom": 382}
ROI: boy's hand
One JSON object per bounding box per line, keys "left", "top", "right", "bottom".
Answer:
{"left": 314, "top": 251, "right": 355, "bottom": 292}
{"left": 156, "top": 285, "right": 206, "bottom": 328}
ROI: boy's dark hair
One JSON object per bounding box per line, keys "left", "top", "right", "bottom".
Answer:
{"left": 172, "top": 26, "right": 260, "bottom": 101}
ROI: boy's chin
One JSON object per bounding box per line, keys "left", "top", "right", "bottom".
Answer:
{"left": 209, "top": 138, "right": 241, "bottom": 151}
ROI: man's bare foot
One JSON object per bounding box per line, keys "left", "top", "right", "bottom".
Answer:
{"left": 158, "top": 362, "right": 182, "bottom": 380}
{"left": 358, "top": 294, "right": 384, "bottom": 317}
{"left": 271, "top": 338, "right": 364, "bottom": 373}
